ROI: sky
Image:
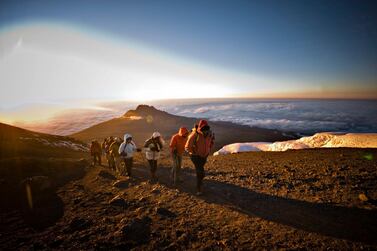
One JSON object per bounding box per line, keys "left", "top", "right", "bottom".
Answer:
{"left": 0, "top": 0, "right": 377, "bottom": 122}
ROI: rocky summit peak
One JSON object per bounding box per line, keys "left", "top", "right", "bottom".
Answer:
{"left": 123, "top": 105, "right": 169, "bottom": 118}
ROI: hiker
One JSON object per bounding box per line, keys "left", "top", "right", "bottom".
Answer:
{"left": 105, "top": 136, "right": 115, "bottom": 168}
{"left": 101, "top": 138, "right": 108, "bottom": 156}
{"left": 169, "top": 127, "right": 189, "bottom": 185}
{"left": 118, "top": 134, "right": 137, "bottom": 177}
{"left": 144, "top": 132, "right": 164, "bottom": 181}
{"left": 109, "top": 137, "right": 122, "bottom": 171}
{"left": 90, "top": 140, "right": 102, "bottom": 166}
{"left": 185, "top": 120, "right": 215, "bottom": 195}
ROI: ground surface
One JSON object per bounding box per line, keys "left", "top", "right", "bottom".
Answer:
{"left": 1, "top": 148, "right": 376, "bottom": 250}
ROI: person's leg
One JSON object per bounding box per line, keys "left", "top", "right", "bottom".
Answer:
{"left": 197, "top": 157, "right": 207, "bottom": 193}
{"left": 115, "top": 157, "right": 121, "bottom": 174}
{"left": 170, "top": 155, "right": 176, "bottom": 184}
{"left": 176, "top": 155, "right": 182, "bottom": 182}
{"left": 92, "top": 155, "right": 96, "bottom": 166}
{"left": 148, "top": 160, "right": 154, "bottom": 179}
{"left": 191, "top": 156, "right": 206, "bottom": 194}
{"left": 125, "top": 158, "right": 133, "bottom": 177}
{"left": 98, "top": 153, "right": 102, "bottom": 165}
{"left": 153, "top": 159, "right": 157, "bottom": 179}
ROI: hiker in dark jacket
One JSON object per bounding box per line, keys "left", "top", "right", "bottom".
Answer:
{"left": 144, "top": 132, "right": 164, "bottom": 181}
{"left": 185, "top": 120, "right": 215, "bottom": 195}
{"left": 90, "top": 140, "right": 102, "bottom": 166}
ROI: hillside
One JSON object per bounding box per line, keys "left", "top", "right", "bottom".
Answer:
{"left": 0, "top": 122, "right": 88, "bottom": 159}
{"left": 0, "top": 123, "right": 90, "bottom": 229}
{"left": 70, "top": 105, "right": 293, "bottom": 150}
{"left": 1, "top": 147, "right": 376, "bottom": 249}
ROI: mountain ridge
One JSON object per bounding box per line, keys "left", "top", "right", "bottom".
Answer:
{"left": 70, "top": 105, "right": 293, "bottom": 150}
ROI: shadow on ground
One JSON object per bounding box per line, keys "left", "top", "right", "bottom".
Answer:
{"left": 131, "top": 163, "right": 377, "bottom": 245}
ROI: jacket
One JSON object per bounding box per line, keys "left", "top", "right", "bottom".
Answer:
{"left": 144, "top": 137, "right": 164, "bottom": 160}
{"left": 185, "top": 120, "right": 214, "bottom": 158}
{"left": 90, "top": 141, "right": 101, "bottom": 155}
{"left": 118, "top": 134, "right": 137, "bottom": 158}
{"left": 170, "top": 127, "right": 189, "bottom": 156}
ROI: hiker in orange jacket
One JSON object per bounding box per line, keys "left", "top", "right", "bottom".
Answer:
{"left": 169, "top": 127, "right": 189, "bottom": 185}
{"left": 90, "top": 140, "right": 102, "bottom": 166}
{"left": 185, "top": 120, "right": 215, "bottom": 195}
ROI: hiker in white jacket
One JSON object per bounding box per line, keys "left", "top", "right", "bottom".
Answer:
{"left": 118, "top": 134, "right": 137, "bottom": 176}
{"left": 144, "top": 132, "right": 164, "bottom": 181}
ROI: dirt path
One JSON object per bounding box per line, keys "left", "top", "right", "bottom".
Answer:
{"left": 2, "top": 148, "right": 377, "bottom": 250}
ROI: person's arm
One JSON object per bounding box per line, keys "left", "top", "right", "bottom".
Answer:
{"left": 170, "top": 136, "right": 177, "bottom": 154}
{"left": 132, "top": 141, "right": 137, "bottom": 152}
{"left": 118, "top": 142, "right": 125, "bottom": 155}
{"left": 185, "top": 133, "right": 195, "bottom": 155}
{"left": 144, "top": 138, "right": 151, "bottom": 148}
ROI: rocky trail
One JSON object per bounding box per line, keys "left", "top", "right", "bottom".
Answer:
{"left": 1, "top": 148, "right": 377, "bottom": 250}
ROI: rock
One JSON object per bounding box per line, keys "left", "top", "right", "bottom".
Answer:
{"left": 73, "top": 198, "right": 82, "bottom": 205}
{"left": 151, "top": 188, "right": 160, "bottom": 194}
{"left": 113, "top": 180, "right": 128, "bottom": 189}
{"left": 109, "top": 195, "right": 128, "bottom": 207}
{"left": 98, "top": 170, "right": 116, "bottom": 180}
{"left": 121, "top": 216, "right": 152, "bottom": 243}
{"left": 68, "top": 217, "right": 92, "bottom": 232}
{"left": 156, "top": 207, "right": 176, "bottom": 218}
{"left": 359, "top": 193, "right": 369, "bottom": 202}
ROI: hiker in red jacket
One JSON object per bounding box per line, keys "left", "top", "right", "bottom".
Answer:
{"left": 169, "top": 127, "right": 189, "bottom": 185}
{"left": 185, "top": 120, "right": 215, "bottom": 195}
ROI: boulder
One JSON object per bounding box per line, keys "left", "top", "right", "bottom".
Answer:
{"left": 113, "top": 180, "right": 129, "bottom": 189}
{"left": 67, "top": 217, "right": 92, "bottom": 232}
{"left": 98, "top": 170, "right": 116, "bottom": 180}
{"left": 109, "top": 195, "right": 128, "bottom": 208}
{"left": 121, "top": 216, "right": 152, "bottom": 244}
{"left": 156, "top": 207, "right": 176, "bottom": 218}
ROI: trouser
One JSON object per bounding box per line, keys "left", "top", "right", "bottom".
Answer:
{"left": 148, "top": 160, "right": 158, "bottom": 179}
{"left": 108, "top": 155, "right": 116, "bottom": 170}
{"left": 190, "top": 155, "right": 207, "bottom": 192}
{"left": 171, "top": 154, "right": 182, "bottom": 185}
{"left": 122, "top": 157, "right": 133, "bottom": 176}
{"left": 92, "top": 153, "right": 101, "bottom": 165}
{"left": 115, "top": 157, "right": 121, "bottom": 173}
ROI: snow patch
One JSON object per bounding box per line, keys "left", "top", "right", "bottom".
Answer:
{"left": 19, "top": 137, "right": 89, "bottom": 152}
{"left": 214, "top": 132, "right": 377, "bottom": 155}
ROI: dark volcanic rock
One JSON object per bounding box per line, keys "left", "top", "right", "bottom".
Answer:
{"left": 156, "top": 207, "right": 176, "bottom": 218}
{"left": 98, "top": 170, "right": 116, "bottom": 180}
{"left": 121, "top": 216, "right": 152, "bottom": 244}
{"left": 67, "top": 217, "right": 92, "bottom": 232}
{"left": 109, "top": 195, "right": 128, "bottom": 208}
{"left": 113, "top": 180, "right": 129, "bottom": 189}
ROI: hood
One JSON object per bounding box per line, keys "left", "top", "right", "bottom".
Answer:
{"left": 198, "top": 120, "right": 208, "bottom": 129}
{"left": 124, "top": 134, "right": 132, "bottom": 141}
{"left": 178, "top": 127, "right": 189, "bottom": 136}
{"left": 152, "top": 132, "right": 161, "bottom": 138}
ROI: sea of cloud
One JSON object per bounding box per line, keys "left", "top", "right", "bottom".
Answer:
{"left": 10, "top": 99, "right": 377, "bottom": 136}
{"left": 160, "top": 99, "right": 377, "bottom": 134}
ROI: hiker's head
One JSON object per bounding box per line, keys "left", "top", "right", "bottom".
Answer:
{"left": 152, "top": 132, "right": 161, "bottom": 139}
{"left": 124, "top": 134, "right": 132, "bottom": 142}
{"left": 179, "top": 127, "right": 189, "bottom": 137}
